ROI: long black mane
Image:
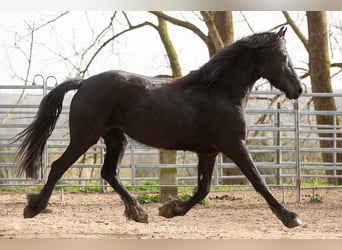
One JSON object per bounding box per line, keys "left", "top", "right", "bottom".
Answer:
{"left": 177, "top": 31, "right": 282, "bottom": 88}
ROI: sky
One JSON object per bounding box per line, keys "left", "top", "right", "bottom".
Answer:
{"left": 0, "top": 11, "right": 341, "bottom": 90}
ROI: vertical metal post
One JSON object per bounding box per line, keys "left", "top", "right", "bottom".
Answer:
{"left": 41, "top": 76, "right": 57, "bottom": 182}
{"left": 42, "top": 76, "right": 48, "bottom": 182}
{"left": 213, "top": 157, "right": 219, "bottom": 186}
{"left": 333, "top": 115, "right": 337, "bottom": 177}
{"left": 276, "top": 102, "right": 282, "bottom": 185}
{"left": 100, "top": 138, "right": 106, "bottom": 192}
{"left": 293, "top": 99, "right": 301, "bottom": 202}
{"left": 130, "top": 143, "right": 136, "bottom": 185}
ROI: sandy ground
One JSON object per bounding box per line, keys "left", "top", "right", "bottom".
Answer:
{"left": 0, "top": 188, "right": 341, "bottom": 239}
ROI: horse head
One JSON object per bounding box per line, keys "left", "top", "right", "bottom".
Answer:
{"left": 257, "top": 27, "right": 303, "bottom": 99}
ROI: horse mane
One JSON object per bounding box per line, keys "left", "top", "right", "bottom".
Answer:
{"left": 175, "top": 30, "right": 282, "bottom": 88}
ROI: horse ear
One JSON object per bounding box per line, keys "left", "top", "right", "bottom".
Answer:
{"left": 277, "top": 27, "right": 287, "bottom": 38}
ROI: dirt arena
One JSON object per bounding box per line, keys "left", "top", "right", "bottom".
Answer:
{"left": 0, "top": 188, "right": 341, "bottom": 239}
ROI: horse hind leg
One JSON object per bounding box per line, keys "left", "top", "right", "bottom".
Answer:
{"left": 101, "top": 129, "right": 148, "bottom": 223}
{"left": 23, "top": 134, "right": 99, "bottom": 218}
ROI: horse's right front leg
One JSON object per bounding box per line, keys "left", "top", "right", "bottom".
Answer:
{"left": 221, "top": 140, "right": 302, "bottom": 228}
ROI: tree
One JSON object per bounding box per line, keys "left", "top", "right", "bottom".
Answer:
{"left": 284, "top": 11, "right": 342, "bottom": 184}
{"left": 307, "top": 11, "right": 342, "bottom": 185}
{"left": 155, "top": 16, "right": 182, "bottom": 202}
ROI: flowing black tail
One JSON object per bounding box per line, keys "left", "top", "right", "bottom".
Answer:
{"left": 15, "top": 79, "right": 82, "bottom": 178}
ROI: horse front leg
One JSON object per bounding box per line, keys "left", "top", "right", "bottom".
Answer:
{"left": 221, "top": 140, "right": 302, "bottom": 228}
{"left": 159, "top": 152, "right": 217, "bottom": 218}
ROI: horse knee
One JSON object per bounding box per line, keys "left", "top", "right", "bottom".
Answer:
{"left": 100, "top": 168, "right": 112, "bottom": 182}
{"left": 101, "top": 168, "right": 121, "bottom": 187}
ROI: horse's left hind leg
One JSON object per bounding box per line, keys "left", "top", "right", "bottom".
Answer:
{"left": 101, "top": 129, "right": 148, "bottom": 223}
{"left": 159, "top": 152, "right": 217, "bottom": 218}
{"left": 24, "top": 137, "right": 98, "bottom": 218}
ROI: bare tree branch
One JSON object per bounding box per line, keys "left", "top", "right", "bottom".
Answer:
{"left": 78, "top": 12, "right": 118, "bottom": 67}
{"left": 331, "top": 62, "right": 342, "bottom": 68}
{"left": 200, "top": 11, "right": 224, "bottom": 51}
{"left": 23, "top": 11, "right": 69, "bottom": 38}
{"left": 122, "top": 11, "right": 133, "bottom": 27}
{"left": 239, "top": 11, "right": 255, "bottom": 33}
{"left": 282, "top": 11, "right": 309, "bottom": 51}
{"left": 80, "top": 21, "right": 157, "bottom": 76}
{"left": 149, "top": 11, "right": 209, "bottom": 44}
{"left": 1, "top": 23, "right": 35, "bottom": 124}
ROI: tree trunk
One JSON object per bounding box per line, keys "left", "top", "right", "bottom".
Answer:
{"left": 156, "top": 16, "right": 182, "bottom": 202}
{"left": 201, "top": 11, "right": 234, "bottom": 57}
{"left": 214, "top": 11, "right": 234, "bottom": 45}
{"left": 307, "top": 11, "right": 342, "bottom": 185}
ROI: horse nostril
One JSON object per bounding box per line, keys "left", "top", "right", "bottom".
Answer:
{"left": 298, "top": 87, "right": 303, "bottom": 95}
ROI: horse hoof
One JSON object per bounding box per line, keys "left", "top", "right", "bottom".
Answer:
{"left": 134, "top": 211, "right": 149, "bottom": 224}
{"left": 23, "top": 205, "right": 50, "bottom": 218}
{"left": 125, "top": 205, "right": 149, "bottom": 223}
{"left": 286, "top": 216, "right": 302, "bottom": 228}
{"left": 283, "top": 213, "right": 302, "bottom": 228}
{"left": 23, "top": 205, "right": 38, "bottom": 218}
{"left": 159, "top": 203, "right": 174, "bottom": 218}
{"left": 158, "top": 198, "right": 184, "bottom": 218}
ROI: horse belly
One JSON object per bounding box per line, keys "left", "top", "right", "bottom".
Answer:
{"left": 120, "top": 114, "right": 214, "bottom": 153}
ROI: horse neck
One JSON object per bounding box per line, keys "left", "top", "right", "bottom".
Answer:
{"left": 215, "top": 53, "right": 260, "bottom": 108}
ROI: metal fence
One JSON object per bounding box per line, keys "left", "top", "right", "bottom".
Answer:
{"left": 1, "top": 76, "right": 342, "bottom": 199}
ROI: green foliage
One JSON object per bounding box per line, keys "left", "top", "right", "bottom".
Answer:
{"left": 136, "top": 193, "right": 160, "bottom": 204}
{"left": 309, "top": 194, "right": 323, "bottom": 203}
{"left": 179, "top": 193, "right": 210, "bottom": 205}
{"left": 178, "top": 193, "right": 192, "bottom": 201}
{"left": 126, "top": 180, "right": 159, "bottom": 191}
{"left": 0, "top": 186, "right": 26, "bottom": 192}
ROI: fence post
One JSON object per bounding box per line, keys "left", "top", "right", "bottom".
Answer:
{"left": 130, "top": 143, "right": 136, "bottom": 185}
{"left": 333, "top": 115, "right": 337, "bottom": 178}
{"left": 276, "top": 102, "right": 282, "bottom": 185}
{"left": 100, "top": 138, "right": 107, "bottom": 192}
{"left": 42, "top": 76, "right": 58, "bottom": 182}
{"left": 213, "top": 157, "right": 219, "bottom": 186}
{"left": 293, "top": 99, "right": 301, "bottom": 202}
{"left": 42, "top": 76, "right": 48, "bottom": 181}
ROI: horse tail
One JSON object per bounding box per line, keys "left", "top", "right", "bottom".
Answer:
{"left": 15, "top": 79, "right": 82, "bottom": 179}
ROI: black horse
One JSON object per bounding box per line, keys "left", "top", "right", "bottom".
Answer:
{"left": 16, "top": 27, "right": 303, "bottom": 228}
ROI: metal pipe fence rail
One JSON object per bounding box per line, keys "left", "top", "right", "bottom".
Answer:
{"left": 1, "top": 77, "right": 342, "bottom": 202}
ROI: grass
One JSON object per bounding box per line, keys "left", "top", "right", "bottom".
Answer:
{"left": 1, "top": 181, "right": 340, "bottom": 194}
{"left": 0, "top": 186, "right": 26, "bottom": 192}
{"left": 309, "top": 194, "right": 323, "bottom": 203}
{"left": 179, "top": 193, "right": 210, "bottom": 205}
{"left": 126, "top": 180, "right": 159, "bottom": 191}
{"left": 301, "top": 182, "right": 336, "bottom": 188}
{"left": 136, "top": 193, "right": 160, "bottom": 204}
